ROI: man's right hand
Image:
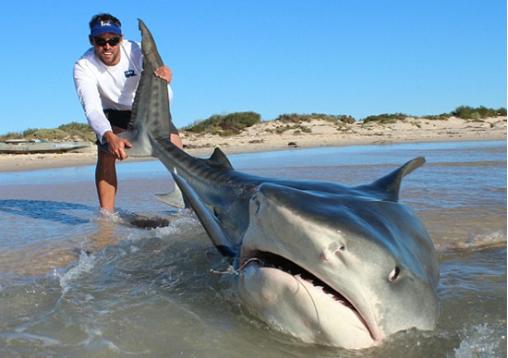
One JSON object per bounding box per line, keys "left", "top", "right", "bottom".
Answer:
{"left": 103, "top": 131, "right": 132, "bottom": 160}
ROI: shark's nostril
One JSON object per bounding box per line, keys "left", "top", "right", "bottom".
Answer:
{"left": 255, "top": 200, "right": 261, "bottom": 214}
{"left": 388, "top": 267, "right": 401, "bottom": 282}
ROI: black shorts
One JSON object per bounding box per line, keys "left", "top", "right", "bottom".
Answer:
{"left": 103, "top": 109, "right": 179, "bottom": 134}
{"left": 103, "top": 109, "right": 132, "bottom": 130}
{"left": 97, "top": 109, "right": 179, "bottom": 146}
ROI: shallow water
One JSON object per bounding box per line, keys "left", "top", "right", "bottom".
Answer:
{"left": 0, "top": 140, "right": 505, "bottom": 357}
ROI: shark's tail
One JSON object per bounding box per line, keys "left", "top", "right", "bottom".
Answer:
{"left": 119, "top": 19, "right": 173, "bottom": 156}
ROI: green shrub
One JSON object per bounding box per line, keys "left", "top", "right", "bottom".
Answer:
{"left": 0, "top": 122, "right": 95, "bottom": 142}
{"left": 58, "top": 122, "right": 96, "bottom": 141}
{"left": 421, "top": 113, "right": 450, "bottom": 120}
{"left": 452, "top": 106, "right": 506, "bottom": 120}
{"left": 22, "top": 128, "right": 69, "bottom": 140}
{"left": 362, "top": 113, "right": 408, "bottom": 124}
{"left": 275, "top": 126, "right": 290, "bottom": 134}
{"left": 0, "top": 131, "right": 24, "bottom": 141}
{"left": 300, "top": 126, "right": 312, "bottom": 133}
{"left": 271, "top": 124, "right": 312, "bottom": 135}
{"left": 185, "top": 112, "right": 261, "bottom": 135}
{"left": 275, "top": 113, "right": 355, "bottom": 124}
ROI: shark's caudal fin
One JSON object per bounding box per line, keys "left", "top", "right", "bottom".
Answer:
{"left": 358, "top": 157, "right": 425, "bottom": 202}
{"left": 120, "top": 19, "right": 173, "bottom": 156}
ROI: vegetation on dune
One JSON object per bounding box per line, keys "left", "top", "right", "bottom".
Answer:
{"left": 0, "top": 122, "right": 95, "bottom": 142}
{"left": 275, "top": 113, "right": 355, "bottom": 124}
{"left": 0, "top": 105, "right": 505, "bottom": 141}
{"left": 362, "top": 113, "right": 408, "bottom": 124}
{"left": 57, "top": 122, "right": 96, "bottom": 141}
{"left": 362, "top": 106, "right": 507, "bottom": 124}
{"left": 420, "top": 113, "right": 450, "bottom": 120}
{"left": 184, "top": 112, "right": 261, "bottom": 136}
{"left": 451, "top": 106, "right": 506, "bottom": 120}
{"left": 266, "top": 124, "right": 313, "bottom": 135}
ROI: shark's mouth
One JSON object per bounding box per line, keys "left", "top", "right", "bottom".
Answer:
{"left": 239, "top": 250, "right": 376, "bottom": 341}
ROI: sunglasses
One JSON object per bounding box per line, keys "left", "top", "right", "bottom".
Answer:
{"left": 93, "top": 37, "right": 121, "bottom": 47}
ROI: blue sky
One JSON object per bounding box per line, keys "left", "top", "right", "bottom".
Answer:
{"left": 0, "top": 0, "right": 505, "bottom": 134}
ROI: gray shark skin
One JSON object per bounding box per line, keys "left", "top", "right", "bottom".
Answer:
{"left": 126, "top": 20, "right": 440, "bottom": 349}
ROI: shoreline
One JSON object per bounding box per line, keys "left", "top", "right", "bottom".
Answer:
{"left": 0, "top": 116, "right": 505, "bottom": 173}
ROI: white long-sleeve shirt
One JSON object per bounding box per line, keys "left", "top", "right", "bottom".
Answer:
{"left": 73, "top": 40, "right": 173, "bottom": 142}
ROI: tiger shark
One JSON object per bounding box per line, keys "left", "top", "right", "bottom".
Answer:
{"left": 122, "top": 20, "right": 440, "bottom": 349}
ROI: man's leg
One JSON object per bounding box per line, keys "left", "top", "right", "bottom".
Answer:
{"left": 95, "top": 147, "right": 118, "bottom": 212}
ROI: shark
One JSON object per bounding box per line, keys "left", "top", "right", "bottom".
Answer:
{"left": 122, "top": 20, "right": 440, "bottom": 349}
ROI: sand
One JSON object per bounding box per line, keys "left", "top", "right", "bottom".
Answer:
{"left": 0, "top": 116, "right": 505, "bottom": 172}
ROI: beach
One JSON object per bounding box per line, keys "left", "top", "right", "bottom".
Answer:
{"left": 0, "top": 116, "right": 505, "bottom": 172}
{"left": 0, "top": 140, "right": 505, "bottom": 356}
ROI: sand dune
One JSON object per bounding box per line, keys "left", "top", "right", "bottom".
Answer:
{"left": 0, "top": 116, "right": 505, "bottom": 172}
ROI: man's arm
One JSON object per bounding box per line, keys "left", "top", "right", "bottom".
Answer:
{"left": 73, "top": 61, "right": 132, "bottom": 159}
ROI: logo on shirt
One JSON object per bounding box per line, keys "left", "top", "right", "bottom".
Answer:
{"left": 124, "top": 69, "right": 137, "bottom": 78}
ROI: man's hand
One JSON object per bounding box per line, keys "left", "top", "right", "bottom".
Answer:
{"left": 103, "top": 131, "right": 132, "bottom": 160}
{"left": 154, "top": 65, "right": 172, "bottom": 83}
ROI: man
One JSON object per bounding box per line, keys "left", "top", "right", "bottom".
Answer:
{"left": 74, "top": 13, "right": 182, "bottom": 213}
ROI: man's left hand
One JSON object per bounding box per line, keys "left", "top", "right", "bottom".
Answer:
{"left": 154, "top": 65, "right": 172, "bottom": 83}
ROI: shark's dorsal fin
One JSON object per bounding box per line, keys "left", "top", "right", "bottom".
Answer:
{"left": 365, "top": 157, "right": 425, "bottom": 202}
{"left": 207, "top": 148, "right": 233, "bottom": 169}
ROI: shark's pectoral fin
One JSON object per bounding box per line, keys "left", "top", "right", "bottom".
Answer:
{"left": 360, "top": 157, "right": 425, "bottom": 202}
{"left": 155, "top": 183, "right": 186, "bottom": 209}
{"left": 171, "top": 170, "right": 236, "bottom": 258}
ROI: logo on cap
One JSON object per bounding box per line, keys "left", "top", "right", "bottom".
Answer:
{"left": 91, "top": 18, "right": 122, "bottom": 36}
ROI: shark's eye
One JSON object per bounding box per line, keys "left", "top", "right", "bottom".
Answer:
{"left": 388, "top": 267, "right": 401, "bottom": 282}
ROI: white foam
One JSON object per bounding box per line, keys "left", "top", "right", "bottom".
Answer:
{"left": 437, "top": 230, "right": 507, "bottom": 251}
{"left": 454, "top": 323, "right": 504, "bottom": 357}
{"left": 147, "top": 212, "right": 200, "bottom": 238}
{"left": 55, "top": 250, "right": 96, "bottom": 294}
{"left": 80, "top": 325, "right": 150, "bottom": 354}
{"left": 96, "top": 208, "right": 123, "bottom": 223}
{"left": 4, "top": 332, "right": 61, "bottom": 347}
